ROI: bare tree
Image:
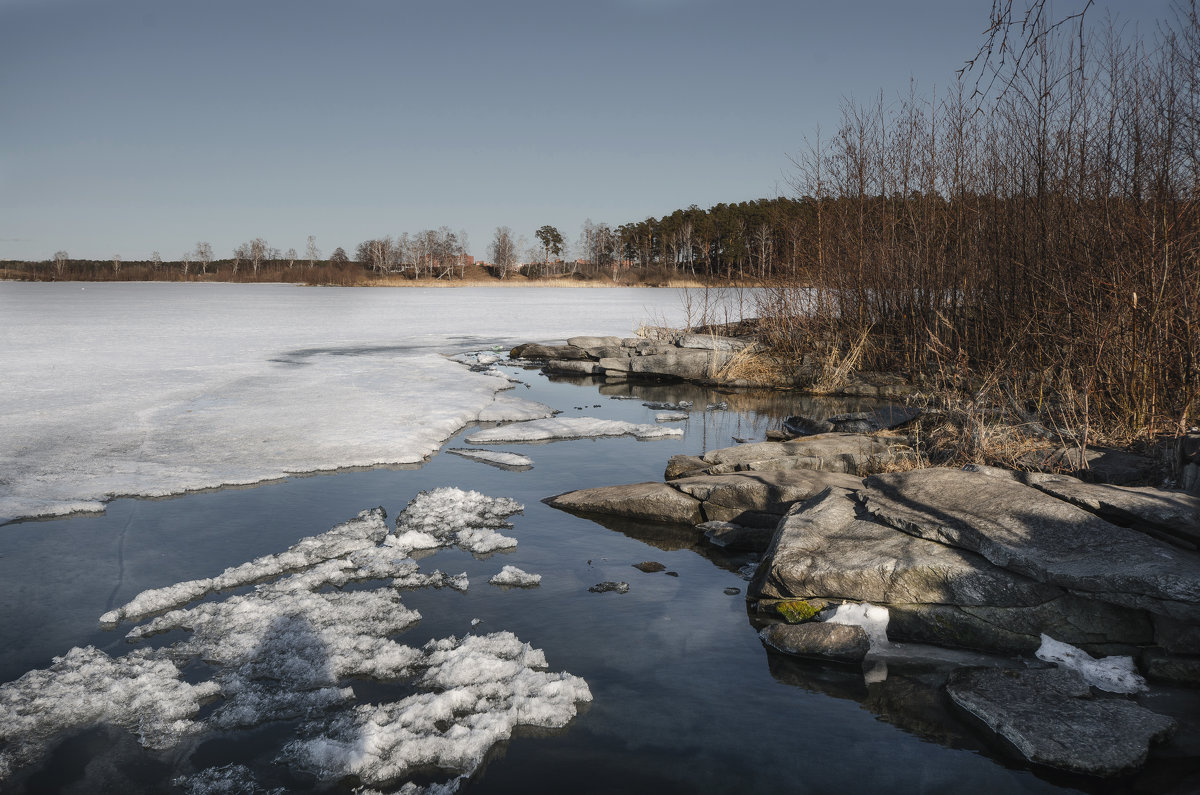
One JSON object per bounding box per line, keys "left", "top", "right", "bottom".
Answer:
{"left": 151, "top": 251, "right": 162, "bottom": 272}
{"left": 112, "top": 254, "right": 121, "bottom": 276}
{"left": 286, "top": 248, "right": 297, "bottom": 269}
{"left": 306, "top": 235, "right": 320, "bottom": 269}
{"left": 489, "top": 226, "right": 518, "bottom": 278}
{"left": 232, "top": 243, "right": 248, "bottom": 275}
{"left": 249, "top": 238, "right": 268, "bottom": 275}
{"left": 182, "top": 250, "right": 192, "bottom": 277}
{"left": 53, "top": 250, "right": 68, "bottom": 276}
{"left": 195, "top": 242, "right": 213, "bottom": 276}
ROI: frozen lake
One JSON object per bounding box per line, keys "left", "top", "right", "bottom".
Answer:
{"left": 0, "top": 283, "right": 1133, "bottom": 793}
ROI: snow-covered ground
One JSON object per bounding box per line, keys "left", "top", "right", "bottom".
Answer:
{"left": 0, "top": 283, "right": 688, "bottom": 525}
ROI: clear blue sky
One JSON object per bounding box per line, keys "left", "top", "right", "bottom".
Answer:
{"left": 0, "top": 0, "right": 1173, "bottom": 262}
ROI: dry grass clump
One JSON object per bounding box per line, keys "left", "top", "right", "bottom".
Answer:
{"left": 711, "top": 346, "right": 791, "bottom": 386}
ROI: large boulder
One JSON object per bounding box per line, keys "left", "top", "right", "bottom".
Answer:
{"left": 541, "top": 359, "right": 603, "bottom": 375}
{"left": 566, "top": 335, "right": 624, "bottom": 349}
{"left": 946, "top": 667, "right": 1175, "bottom": 776}
{"left": 543, "top": 482, "right": 703, "bottom": 525}
{"left": 749, "top": 488, "right": 1154, "bottom": 654}
{"left": 1025, "top": 472, "right": 1200, "bottom": 548}
{"left": 676, "top": 333, "right": 753, "bottom": 352}
{"left": 627, "top": 349, "right": 733, "bottom": 381}
{"left": 864, "top": 468, "right": 1200, "bottom": 620}
{"left": 698, "top": 433, "right": 908, "bottom": 476}
{"left": 511, "top": 343, "right": 591, "bottom": 361}
{"left": 760, "top": 622, "right": 870, "bottom": 664}
{"left": 671, "top": 470, "right": 863, "bottom": 528}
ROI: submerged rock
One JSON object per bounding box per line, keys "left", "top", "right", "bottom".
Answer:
{"left": 946, "top": 667, "right": 1175, "bottom": 776}
{"left": 697, "top": 433, "right": 909, "bottom": 476}
{"left": 760, "top": 622, "right": 871, "bottom": 664}
{"left": 589, "top": 581, "right": 629, "bottom": 594}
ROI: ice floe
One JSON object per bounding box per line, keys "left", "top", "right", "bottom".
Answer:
{"left": 490, "top": 565, "right": 543, "bottom": 587}
{"left": 465, "top": 417, "right": 684, "bottom": 443}
{"left": 446, "top": 448, "right": 535, "bottom": 469}
{"left": 0, "top": 488, "right": 590, "bottom": 791}
{"left": 655, "top": 411, "right": 690, "bottom": 422}
{"left": 1035, "top": 634, "right": 1147, "bottom": 694}
{"left": 0, "top": 283, "right": 686, "bottom": 524}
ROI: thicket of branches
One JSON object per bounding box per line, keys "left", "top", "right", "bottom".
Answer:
{"left": 756, "top": 2, "right": 1199, "bottom": 440}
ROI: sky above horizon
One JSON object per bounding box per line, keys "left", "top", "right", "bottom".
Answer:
{"left": 0, "top": 0, "right": 1174, "bottom": 262}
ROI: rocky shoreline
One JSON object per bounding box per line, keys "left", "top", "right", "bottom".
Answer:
{"left": 510, "top": 330, "right": 1200, "bottom": 781}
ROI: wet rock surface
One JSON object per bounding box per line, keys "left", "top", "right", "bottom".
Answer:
{"left": 946, "top": 667, "right": 1176, "bottom": 776}
{"left": 760, "top": 622, "right": 871, "bottom": 664}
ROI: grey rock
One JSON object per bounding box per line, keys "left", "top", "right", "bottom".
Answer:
{"left": 699, "top": 433, "right": 907, "bottom": 476}
{"left": 583, "top": 345, "right": 629, "bottom": 360}
{"left": 783, "top": 412, "right": 880, "bottom": 437}
{"left": 542, "top": 359, "right": 603, "bottom": 375}
{"left": 760, "top": 622, "right": 871, "bottom": 663}
{"left": 699, "top": 520, "right": 775, "bottom": 551}
{"left": 1141, "top": 649, "right": 1200, "bottom": 686}
{"left": 1153, "top": 613, "right": 1200, "bottom": 654}
{"left": 628, "top": 349, "right": 733, "bottom": 381}
{"left": 750, "top": 488, "right": 1062, "bottom": 608}
{"left": 864, "top": 468, "right": 1200, "bottom": 613}
{"left": 567, "top": 335, "right": 624, "bottom": 349}
{"left": 634, "top": 340, "right": 675, "bottom": 355}
{"left": 544, "top": 481, "right": 704, "bottom": 525}
{"left": 672, "top": 469, "right": 863, "bottom": 516}
{"left": 597, "top": 356, "right": 632, "bottom": 373}
{"left": 676, "top": 333, "right": 752, "bottom": 352}
{"left": 1026, "top": 446, "right": 1159, "bottom": 485}
{"left": 664, "top": 454, "right": 708, "bottom": 480}
{"left": 512, "top": 343, "right": 591, "bottom": 361}
{"left": 1026, "top": 473, "right": 1200, "bottom": 548}
{"left": 946, "top": 667, "right": 1175, "bottom": 776}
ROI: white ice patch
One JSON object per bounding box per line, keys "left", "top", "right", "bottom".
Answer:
{"left": 0, "top": 493, "right": 591, "bottom": 790}
{"left": 446, "top": 448, "right": 534, "bottom": 469}
{"left": 101, "top": 507, "right": 391, "bottom": 625}
{"left": 280, "top": 633, "right": 592, "bottom": 787}
{"left": 655, "top": 411, "right": 689, "bottom": 422}
{"left": 1035, "top": 634, "right": 1147, "bottom": 694}
{"left": 0, "top": 282, "right": 687, "bottom": 524}
{"left": 0, "top": 646, "right": 220, "bottom": 780}
{"left": 393, "top": 487, "right": 522, "bottom": 555}
{"left": 826, "top": 602, "right": 890, "bottom": 650}
{"left": 476, "top": 396, "right": 555, "bottom": 422}
{"left": 465, "top": 417, "right": 684, "bottom": 444}
{"left": 490, "top": 565, "right": 542, "bottom": 588}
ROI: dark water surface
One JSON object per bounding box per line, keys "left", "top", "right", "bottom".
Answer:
{"left": 0, "top": 361, "right": 1176, "bottom": 794}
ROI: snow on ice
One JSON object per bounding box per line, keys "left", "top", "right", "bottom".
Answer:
{"left": 0, "top": 282, "right": 687, "bottom": 524}
{"left": 465, "top": 416, "right": 684, "bottom": 444}
{"left": 0, "top": 488, "right": 589, "bottom": 790}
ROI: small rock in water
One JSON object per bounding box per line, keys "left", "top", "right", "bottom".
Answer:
{"left": 666, "top": 571, "right": 679, "bottom": 577}
{"left": 633, "top": 561, "right": 666, "bottom": 573}
{"left": 724, "top": 587, "right": 741, "bottom": 596}
{"left": 589, "top": 581, "right": 630, "bottom": 594}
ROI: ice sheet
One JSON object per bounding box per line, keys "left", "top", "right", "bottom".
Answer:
{"left": 465, "top": 417, "right": 685, "bottom": 443}
{"left": 0, "top": 283, "right": 688, "bottom": 524}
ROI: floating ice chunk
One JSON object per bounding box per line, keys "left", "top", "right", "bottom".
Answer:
{"left": 0, "top": 646, "right": 219, "bottom": 780}
{"left": 706, "top": 401, "right": 728, "bottom": 411}
{"left": 465, "top": 417, "right": 684, "bottom": 443}
{"left": 446, "top": 448, "right": 534, "bottom": 469}
{"left": 394, "top": 487, "right": 522, "bottom": 554}
{"left": 101, "top": 508, "right": 390, "bottom": 625}
{"left": 1035, "top": 634, "right": 1147, "bottom": 694}
{"left": 279, "top": 633, "right": 591, "bottom": 787}
{"left": 476, "top": 396, "right": 555, "bottom": 422}
{"left": 655, "top": 411, "right": 689, "bottom": 422}
{"left": 826, "top": 602, "right": 890, "bottom": 650}
{"left": 490, "top": 565, "right": 542, "bottom": 588}
{"left": 393, "top": 569, "right": 470, "bottom": 592}
{"left": 175, "top": 763, "right": 287, "bottom": 795}
{"left": 643, "top": 400, "right": 692, "bottom": 410}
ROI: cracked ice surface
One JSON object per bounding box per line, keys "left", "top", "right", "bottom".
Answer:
{"left": 465, "top": 416, "right": 684, "bottom": 444}
{"left": 0, "top": 490, "right": 589, "bottom": 790}
{"left": 0, "top": 282, "right": 686, "bottom": 524}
